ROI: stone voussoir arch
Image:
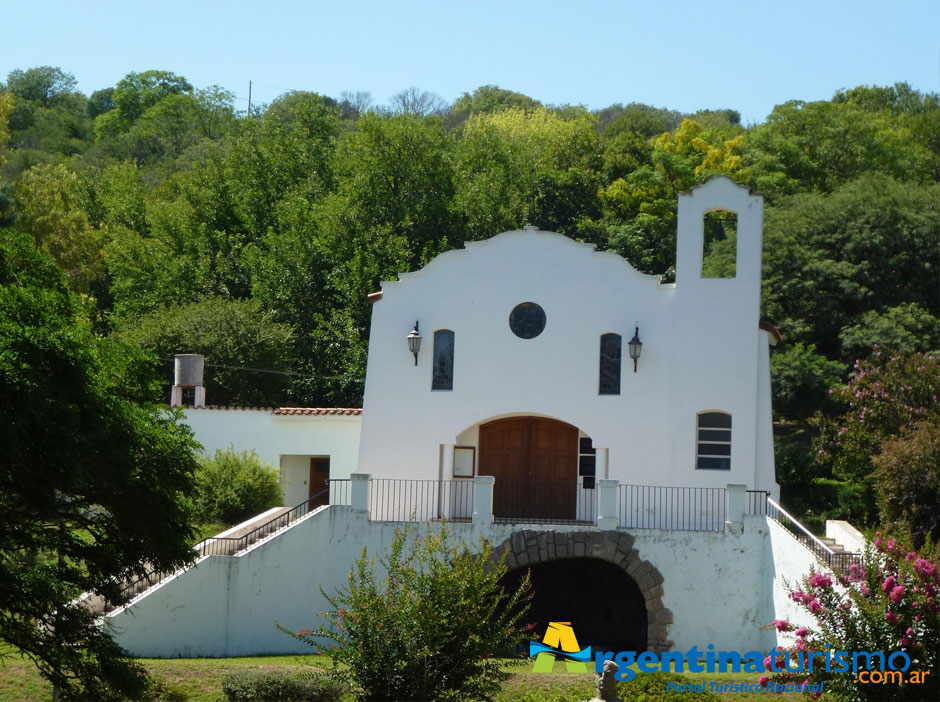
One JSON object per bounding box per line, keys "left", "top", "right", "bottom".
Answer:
{"left": 490, "top": 530, "right": 674, "bottom": 653}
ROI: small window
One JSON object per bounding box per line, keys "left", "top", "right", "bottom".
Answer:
{"left": 696, "top": 411, "right": 731, "bottom": 470}
{"left": 702, "top": 209, "right": 737, "bottom": 278}
{"left": 598, "top": 333, "right": 622, "bottom": 395}
{"left": 432, "top": 330, "right": 455, "bottom": 391}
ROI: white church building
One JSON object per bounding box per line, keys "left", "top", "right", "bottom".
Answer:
{"left": 101, "top": 177, "right": 862, "bottom": 658}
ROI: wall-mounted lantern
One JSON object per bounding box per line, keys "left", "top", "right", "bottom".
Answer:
{"left": 628, "top": 325, "right": 643, "bottom": 372}
{"left": 407, "top": 321, "right": 422, "bottom": 366}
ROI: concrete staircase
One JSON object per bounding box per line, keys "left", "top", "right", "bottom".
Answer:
{"left": 84, "top": 500, "right": 324, "bottom": 616}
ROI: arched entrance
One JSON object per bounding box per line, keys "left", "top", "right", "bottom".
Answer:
{"left": 501, "top": 558, "right": 647, "bottom": 650}
{"left": 490, "top": 530, "right": 674, "bottom": 653}
{"left": 478, "top": 416, "right": 578, "bottom": 520}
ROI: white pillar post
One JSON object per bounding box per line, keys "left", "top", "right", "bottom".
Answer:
{"left": 351, "top": 473, "right": 371, "bottom": 514}
{"left": 472, "top": 476, "right": 494, "bottom": 526}
{"left": 725, "top": 483, "right": 746, "bottom": 534}
{"left": 597, "top": 479, "right": 619, "bottom": 530}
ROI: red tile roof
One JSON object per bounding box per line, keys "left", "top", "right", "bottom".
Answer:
{"left": 182, "top": 406, "right": 362, "bottom": 415}
{"left": 273, "top": 407, "right": 363, "bottom": 416}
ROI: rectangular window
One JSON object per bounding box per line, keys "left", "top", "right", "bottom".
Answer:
{"left": 599, "top": 333, "right": 622, "bottom": 395}
{"left": 431, "top": 329, "right": 454, "bottom": 391}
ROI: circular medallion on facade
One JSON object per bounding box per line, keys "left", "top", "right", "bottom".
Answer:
{"left": 509, "top": 302, "right": 546, "bottom": 339}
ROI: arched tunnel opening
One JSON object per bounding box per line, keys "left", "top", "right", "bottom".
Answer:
{"left": 500, "top": 557, "right": 648, "bottom": 651}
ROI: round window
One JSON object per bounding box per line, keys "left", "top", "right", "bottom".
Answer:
{"left": 509, "top": 302, "right": 546, "bottom": 339}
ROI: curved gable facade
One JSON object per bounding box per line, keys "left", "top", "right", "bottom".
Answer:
{"left": 358, "top": 177, "right": 777, "bottom": 499}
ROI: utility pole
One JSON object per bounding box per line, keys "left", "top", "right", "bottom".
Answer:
{"left": 247, "top": 80, "right": 252, "bottom": 116}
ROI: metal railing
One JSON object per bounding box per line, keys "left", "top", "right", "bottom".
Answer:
{"left": 492, "top": 479, "right": 597, "bottom": 525}
{"left": 328, "top": 478, "right": 351, "bottom": 506}
{"left": 766, "top": 498, "right": 859, "bottom": 571}
{"left": 368, "top": 479, "right": 474, "bottom": 522}
{"left": 619, "top": 485, "right": 726, "bottom": 532}
{"left": 105, "top": 484, "right": 348, "bottom": 613}
{"left": 746, "top": 489, "right": 769, "bottom": 516}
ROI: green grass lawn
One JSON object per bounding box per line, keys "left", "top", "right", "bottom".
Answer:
{"left": 0, "top": 653, "right": 804, "bottom": 702}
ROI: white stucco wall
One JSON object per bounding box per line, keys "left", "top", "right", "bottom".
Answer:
{"left": 358, "top": 177, "right": 776, "bottom": 494}
{"left": 181, "top": 409, "right": 361, "bottom": 507}
{"left": 763, "top": 518, "right": 824, "bottom": 644}
{"left": 107, "top": 508, "right": 817, "bottom": 658}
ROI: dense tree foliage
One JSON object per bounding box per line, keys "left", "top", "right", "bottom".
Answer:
{"left": 2, "top": 65, "right": 939, "bottom": 527}
{"left": 0, "top": 229, "right": 198, "bottom": 698}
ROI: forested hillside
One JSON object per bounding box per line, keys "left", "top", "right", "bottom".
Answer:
{"left": 2, "top": 67, "right": 939, "bottom": 528}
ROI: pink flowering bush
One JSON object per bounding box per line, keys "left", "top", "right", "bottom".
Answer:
{"left": 817, "top": 351, "right": 940, "bottom": 483}
{"left": 279, "top": 525, "right": 531, "bottom": 701}
{"left": 767, "top": 533, "right": 939, "bottom": 701}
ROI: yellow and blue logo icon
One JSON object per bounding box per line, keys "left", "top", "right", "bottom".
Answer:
{"left": 529, "top": 621, "right": 592, "bottom": 673}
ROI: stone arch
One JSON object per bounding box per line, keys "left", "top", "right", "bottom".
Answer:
{"left": 490, "top": 530, "right": 673, "bottom": 652}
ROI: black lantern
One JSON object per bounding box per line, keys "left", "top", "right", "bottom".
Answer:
{"left": 407, "top": 321, "right": 422, "bottom": 366}
{"left": 628, "top": 325, "right": 642, "bottom": 372}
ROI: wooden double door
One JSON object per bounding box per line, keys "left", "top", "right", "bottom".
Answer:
{"left": 478, "top": 417, "right": 578, "bottom": 520}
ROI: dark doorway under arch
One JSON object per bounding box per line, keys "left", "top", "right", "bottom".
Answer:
{"left": 501, "top": 557, "right": 648, "bottom": 651}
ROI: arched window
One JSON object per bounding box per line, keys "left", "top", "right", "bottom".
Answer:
{"left": 432, "top": 329, "right": 455, "bottom": 391}
{"left": 696, "top": 412, "right": 731, "bottom": 470}
{"left": 598, "top": 333, "right": 622, "bottom": 395}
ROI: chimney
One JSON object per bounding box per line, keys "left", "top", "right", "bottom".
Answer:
{"left": 170, "top": 354, "right": 206, "bottom": 407}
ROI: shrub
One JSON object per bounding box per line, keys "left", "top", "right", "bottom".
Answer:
{"left": 221, "top": 670, "right": 343, "bottom": 702}
{"left": 282, "top": 525, "right": 532, "bottom": 702}
{"left": 767, "top": 533, "right": 939, "bottom": 701}
{"left": 193, "top": 448, "right": 282, "bottom": 525}
{"left": 619, "top": 671, "right": 721, "bottom": 701}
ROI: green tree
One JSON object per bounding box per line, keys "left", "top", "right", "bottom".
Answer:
{"left": 840, "top": 303, "right": 940, "bottom": 360}
{"left": 449, "top": 84, "right": 541, "bottom": 126}
{"left": 0, "top": 230, "right": 198, "bottom": 699}
{"left": 761, "top": 175, "right": 940, "bottom": 364}
{"left": 284, "top": 526, "right": 531, "bottom": 702}
{"left": 818, "top": 351, "right": 940, "bottom": 486}
{"left": 12, "top": 162, "right": 102, "bottom": 293}
{"left": 5, "top": 66, "right": 77, "bottom": 107}
{"left": 454, "top": 106, "right": 600, "bottom": 236}
{"left": 872, "top": 421, "right": 940, "bottom": 548}
{"left": 119, "top": 297, "right": 294, "bottom": 407}
{"left": 95, "top": 69, "right": 192, "bottom": 139}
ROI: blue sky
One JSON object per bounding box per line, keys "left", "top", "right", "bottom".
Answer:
{"left": 2, "top": 0, "right": 938, "bottom": 124}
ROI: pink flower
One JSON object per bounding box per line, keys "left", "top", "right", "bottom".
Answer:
{"left": 882, "top": 575, "right": 897, "bottom": 592}
{"left": 795, "top": 626, "right": 808, "bottom": 638}
{"left": 906, "top": 627, "right": 914, "bottom": 635}
{"left": 809, "top": 599, "right": 823, "bottom": 614}
{"left": 900, "top": 637, "right": 911, "bottom": 646}
{"left": 859, "top": 583, "right": 871, "bottom": 596}
{"left": 759, "top": 675, "right": 770, "bottom": 687}
{"left": 808, "top": 573, "right": 832, "bottom": 589}
{"left": 772, "top": 619, "right": 791, "bottom": 632}
{"left": 295, "top": 627, "right": 312, "bottom": 636}
{"left": 886, "top": 611, "right": 899, "bottom": 623}
{"left": 907, "top": 551, "right": 917, "bottom": 561}
{"left": 890, "top": 585, "right": 905, "bottom": 603}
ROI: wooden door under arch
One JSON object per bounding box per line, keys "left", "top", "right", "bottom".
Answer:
{"left": 478, "top": 417, "right": 578, "bottom": 520}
